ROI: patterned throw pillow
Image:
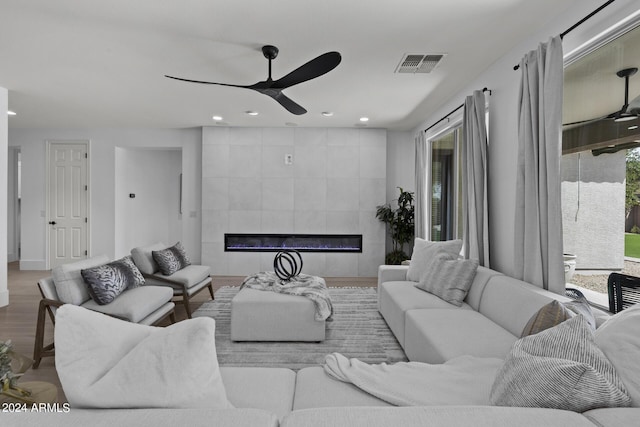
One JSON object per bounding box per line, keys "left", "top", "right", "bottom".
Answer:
{"left": 152, "top": 242, "right": 191, "bottom": 276}
{"left": 414, "top": 252, "right": 479, "bottom": 307}
{"left": 81, "top": 256, "right": 145, "bottom": 305}
{"left": 491, "top": 315, "right": 632, "bottom": 412}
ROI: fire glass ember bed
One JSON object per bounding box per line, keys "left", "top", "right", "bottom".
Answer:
{"left": 224, "top": 234, "right": 363, "bottom": 253}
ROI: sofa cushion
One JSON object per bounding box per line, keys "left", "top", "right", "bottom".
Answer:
{"left": 81, "top": 256, "right": 145, "bottom": 305}
{"left": 415, "top": 253, "right": 478, "bottom": 307}
{"left": 152, "top": 242, "right": 191, "bottom": 275}
{"left": 150, "top": 264, "right": 211, "bottom": 289}
{"left": 478, "top": 275, "right": 566, "bottom": 337}
{"left": 406, "top": 238, "right": 462, "bottom": 282}
{"left": 378, "top": 281, "right": 472, "bottom": 347}
{"left": 52, "top": 254, "right": 110, "bottom": 305}
{"left": 55, "top": 304, "right": 231, "bottom": 409}
{"left": 130, "top": 242, "right": 166, "bottom": 275}
{"left": 491, "top": 315, "right": 631, "bottom": 412}
{"left": 595, "top": 304, "right": 640, "bottom": 407}
{"left": 404, "top": 309, "right": 517, "bottom": 363}
{"left": 81, "top": 285, "right": 173, "bottom": 323}
{"left": 293, "top": 366, "right": 391, "bottom": 410}
{"left": 583, "top": 408, "right": 640, "bottom": 426}
{"left": 280, "top": 406, "right": 595, "bottom": 427}
{"left": 221, "top": 367, "right": 296, "bottom": 420}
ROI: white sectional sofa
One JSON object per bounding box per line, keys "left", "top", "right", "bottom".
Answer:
{"left": 8, "top": 263, "right": 640, "bottom": 426}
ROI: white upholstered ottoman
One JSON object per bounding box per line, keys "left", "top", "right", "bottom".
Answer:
{"left": 231, "top": 288, "right": 326, "bottom": 342}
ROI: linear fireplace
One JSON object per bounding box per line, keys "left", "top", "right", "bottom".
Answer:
{"left": 224, "top": 234, "right": 363, "bottom": 253}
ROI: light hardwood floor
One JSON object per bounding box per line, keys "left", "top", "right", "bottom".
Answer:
{"left": 0, "top": 262, "right": 376, "bottom": 402}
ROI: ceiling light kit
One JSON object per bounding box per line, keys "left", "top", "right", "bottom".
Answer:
{"left": 166, "top": 45, "right": 341, "bottom": 116}
{"left": 245, "top": 111, "right": 259, "bottom": 116}
{"left": 7, "top": 111, "right": 16, "bottom": 116}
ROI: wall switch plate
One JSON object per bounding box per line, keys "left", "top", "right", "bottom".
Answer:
{"left": 284, "top": 154, "right": 293, "bottom": 165}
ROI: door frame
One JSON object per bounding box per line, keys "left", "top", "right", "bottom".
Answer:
{"left": 45, "top": 140, "right": 91, "bottom": 269}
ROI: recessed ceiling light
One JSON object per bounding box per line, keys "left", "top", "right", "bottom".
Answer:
{"left": 7, "top": 111, "right": 16, "bottom": 116}
{"left": 212, "top": 115, "right": 223, "bottom": 121}
{"left": 245, "top": 111, "right": 259, "bottom": 116}
{"left": 629, "top": 125, "right": 639, "bottom": 130}
{"left": 359, "top": 117, "right": 369, "bottom": 122}
{"left": 321, "top": 112, "right": 334, "bottom": 117}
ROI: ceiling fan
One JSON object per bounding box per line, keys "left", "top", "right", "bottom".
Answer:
{"left": 165, "top": 45, "right": 341, "bottom": 115}
{"left": 564, "top": 67, "right": 640, "bottom": 128}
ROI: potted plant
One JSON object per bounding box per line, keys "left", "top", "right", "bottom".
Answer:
{"left": 376, "top": 187, "right": 415, "bottom": 265}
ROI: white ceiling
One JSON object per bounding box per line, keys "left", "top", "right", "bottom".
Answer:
{"left": 1, "top": 0, "right": 586, "bottom": 130}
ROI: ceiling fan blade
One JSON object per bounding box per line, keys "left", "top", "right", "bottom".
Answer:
{"left": 271, "top": 51, "right": 341, "bottom": 89}
{"left": 627, "top": 93, "right": 640, "bottom": 115}
{"left": 261, "top": 90, "right": 307, "bottom": 115}
{"left": 165, "top": 75, "right": 251, "bottom": 89}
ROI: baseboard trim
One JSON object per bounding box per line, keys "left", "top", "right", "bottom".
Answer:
{"left": 20, "top": 260, "right": 48, "bottom": 270}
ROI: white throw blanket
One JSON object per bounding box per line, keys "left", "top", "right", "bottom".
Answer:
{"left": 324, "top": 353, "right": 503, "bottom": 406}
{"left": 241, "top": 271, "right": 333, "bottom": 321}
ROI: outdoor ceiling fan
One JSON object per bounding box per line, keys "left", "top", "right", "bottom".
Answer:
{"left": 165, "top": 45, "right": 341, "bottom": 115}
{"left": 564, "top": 67, "right": 640, "bottom": 128}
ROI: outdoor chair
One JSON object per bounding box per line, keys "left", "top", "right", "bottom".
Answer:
{"left": 131, "top": 243, "right": 214, "bottom": 319}
{"left": 607, "top": 272, "right": 640, "bottom": 314}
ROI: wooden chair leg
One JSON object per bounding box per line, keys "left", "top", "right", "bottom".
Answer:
{"left": 208, "top": 282, "right": 215, "bottom": 300}
{"left": 183, "top": 294, "right": 193, "bottom": 319}
{"left": 169, "top": 311, "right": 177, "bottom": 324}
{"left": 33, "top": 300, "right": 48, "bottom": 369}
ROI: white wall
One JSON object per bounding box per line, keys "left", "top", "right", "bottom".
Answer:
{"left": 114, "top": 148, "right": 182, "bottom": 258}
{"left": 407, "top": 0, "right": 640, "bottom": 277}
{"left": 201, "top": 127, "right": 387, "bottom": 277}
{"left": 562, "top": 151, "right": 626, "bottom": 270}
{"left": 385, "top": 130, "right": 414, "bottom": 253}
{"left": 8, "top": 128, "right": 202, "bottom": 269}
{"left": 0, "top": 87, "right": 8, "bottom": 307}
{"left": 7, "top": 148, "right": 19, "bottom": 262}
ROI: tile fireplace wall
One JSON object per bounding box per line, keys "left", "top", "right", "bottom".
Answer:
{"left": 201, "top": 127, "right": 387, "bottom": 277}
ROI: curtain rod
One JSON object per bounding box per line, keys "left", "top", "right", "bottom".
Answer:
{"left": 423, "top": 88, "right": 490, "bottom": 133}
{"left": 513, "top": 0, "right": 616, "bottom": 70}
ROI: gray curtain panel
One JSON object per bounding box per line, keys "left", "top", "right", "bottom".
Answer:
{"left": 463, "top": 90, "right": 490, "bottom": 267}
{"left": 414, "top": 131, "right": 428, "bottom": 239}
{"left": 514, "top": 35, "right": 565, "bottom": 294}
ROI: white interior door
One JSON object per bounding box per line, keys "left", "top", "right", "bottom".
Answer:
{"left": 48, "top": 142, "right": 89, "bottom": 268}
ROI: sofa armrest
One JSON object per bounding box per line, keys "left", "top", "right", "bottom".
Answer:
{"left": 378, "top": 265, "right": 410, "bottom": 286}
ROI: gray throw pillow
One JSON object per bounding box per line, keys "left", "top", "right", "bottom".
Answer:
{"left": 521, "top": 298, "right": 596, "bottom": 337}
{"left": 406, "top": 238, "right": 463, "bottom": 282}
{"left": 81, "top": 256, "right": 145, "bottom": 305}
{"left": 414, "top": 253, "right": 479, "bottom": 307}
{"left": 152, "top": 242, "right": 191, "bottom": 276}
{"left": 491, "top": 315, "right": 631, "bottom": 412}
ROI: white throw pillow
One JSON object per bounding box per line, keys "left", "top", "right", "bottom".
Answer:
{"left": 414, "top": 253, "right": 479, "bottom": 307}
{"left": 491, "top": 315, "right": 631, "bottom": 412}
{"left": 595, "top": 304, "right": 640, "bottom": 406}
{"left": 55, "top": 304, "right": 232, "bottom": 409}
{"left": 406, "top": 238, "right": 463, "bottom": 282}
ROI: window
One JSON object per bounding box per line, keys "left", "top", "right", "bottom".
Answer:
{"left": 429, "top": 125, "right": 463, "bottom": 241}
{"left": 561, "top": 19, "right": 640, "bottom": 303}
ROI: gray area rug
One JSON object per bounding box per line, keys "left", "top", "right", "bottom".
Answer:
{"left": 193, "top": 286, "right": 408, "bottom": 370}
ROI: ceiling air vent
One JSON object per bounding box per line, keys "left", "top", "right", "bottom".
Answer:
{"left": 395, "top": 54, "right": 445, "bottom": 74}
